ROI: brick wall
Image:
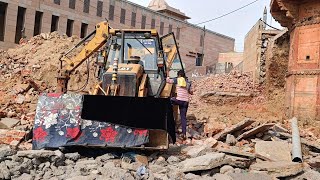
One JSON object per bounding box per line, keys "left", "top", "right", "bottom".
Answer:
{"left": 243, "top": 20, "right": 263, "bottom": 82}
{"left": 0, "top": 0, "right": 234, "bottom": 74}
{"left": 218, "top": 52, "right": 243, "bottom": 67}
{"left": 271, "top": 0, "right": 320, "bottom": 121}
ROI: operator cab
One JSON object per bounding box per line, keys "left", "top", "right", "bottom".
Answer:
{"left": 103, "top": 30, "right": 162, "bottom": 97}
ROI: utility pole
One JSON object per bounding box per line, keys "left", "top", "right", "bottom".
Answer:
{"left": 201, "top": 26, "right": 206, "bottom": 66}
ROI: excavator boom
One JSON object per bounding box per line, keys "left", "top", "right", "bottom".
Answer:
{"left": 57, "top": 21, "right": 109, "bottom": 93}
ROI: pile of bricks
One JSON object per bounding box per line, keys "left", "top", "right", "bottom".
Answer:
{"left": 0, "top": 32, "right": 90, "bottom": 145}
{"left": 190, "top": 71, "right": 260, "bottom": 107}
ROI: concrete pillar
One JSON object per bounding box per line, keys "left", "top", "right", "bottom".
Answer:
{"left": 41, "top": 11, "right": 51, "bottom": 33}
{"left": 4, "top": 3, "right": 18, "bottom": 43}
{"left": 24, "top": 8, "right": 35, "bottom": 39}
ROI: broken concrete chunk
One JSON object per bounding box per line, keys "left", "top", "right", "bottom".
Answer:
{"left": 179, "top": 153, "right": 227, "bottom": 172}
{"left": 17, "top": 150, "right": 56, "bottom": 159}
{"left": 0, "top": 118, "right": 20, "bottom": 129}
{"left": 237, "top": 123, "right": 275, "bottom": 140}
{"left": 181, "top": 145, "right": 212, "bottom": 158}
{"left": 15, "top": 94, "right": 25, "bottom": 104}
{"left": 214, "top": 118, "right": 255, "bottom": 140}
{"left": 220, "top": 165, "right": 235, "bottom": 174}
{"left": 211, "top": 173, "right": 233, "bottom": 180}
{"left": 226, "top": 134, "right": 237, "bottom": 146}
{"left": 250, "top": 161, "right": 304, "bottom": 178}
{"left": 255, "top": 141, "right": 291, "bottom": 162}
{"left": 225, "top": 155, "right": 252, "bottom": 169}
{"left": 228, "top": 172, "right": 273, "bottom": 180}
{"left": 217, "top": 147, "right": 255, "bottom": 159}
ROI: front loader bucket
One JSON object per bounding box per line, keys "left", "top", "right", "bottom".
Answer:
{"left": 32, "top": 93, "right": 175, "bottom": 150}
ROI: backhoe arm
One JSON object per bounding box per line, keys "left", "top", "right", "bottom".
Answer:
{"left": 57, "top": 21, "right": 110, "bottom": 93}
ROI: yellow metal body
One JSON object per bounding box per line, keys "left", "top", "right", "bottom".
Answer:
{"left": 64, "top": 21, "right": 109, "bottom": 72}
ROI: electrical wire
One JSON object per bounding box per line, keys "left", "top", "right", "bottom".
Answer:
{"left": 260, "top": 19, "right": 281, "bottom": 31}
{"left": 77, "top": 0, "right": 260, "bottom": 30}
{"left": 195, "top": 0, "right": 260, "bottom": 25}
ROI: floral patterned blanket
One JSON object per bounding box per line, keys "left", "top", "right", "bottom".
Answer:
{"left": 32, "top": 93, "right": 149, "bottom": 150}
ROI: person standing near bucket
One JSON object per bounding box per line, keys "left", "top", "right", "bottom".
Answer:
{"left": 166, "top": 70, "right": 193, "bottom": 140}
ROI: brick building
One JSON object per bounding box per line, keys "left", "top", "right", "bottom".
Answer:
{"left": 271, "top": 0, "right": 320, "bottom": 121}
{"left": 0, "top": 0, "right": 235, "bottom": 75}
{"left": 243, "top": 19, "right": 281, "bottom": 84}
{"left": 217, "top": 52, "right": 243, "bottom": 73}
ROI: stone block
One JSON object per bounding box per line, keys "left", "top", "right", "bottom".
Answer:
{"left": 255, "top": 141, "right": 291, "bottom": 162}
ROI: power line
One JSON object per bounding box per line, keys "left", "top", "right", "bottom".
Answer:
{"left": 195, "top": 0, "right": 260, "bottom": 25}
{"left": 260, "top": 19, "right": 281, "bottom": 31}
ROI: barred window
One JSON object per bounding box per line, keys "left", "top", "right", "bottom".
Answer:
{"left": 83, "top": 0, "right": 90, "bottom": 13}
{"left": 151, "top": 19, "right": 155, "bottom": 29}
{"left": 69, "top": 0, "right": 76, "bottom": 9}
{"left": 131, "top": 12, "right": 136, "bottom": 27}
{"left": 141, "top": 15, "right": 146, "bottom": 29}
{"left": 160, "top": 22, "right": 164, "bottom": 35}
{"left": 109, "top": 5, "right": 114, "bottom": 21}
{"left": 97, "top": 1, "right": 103, "bottom": 17}
{"left": 54, "top": 0, "right": 60, "bottom": 5}
{"left": 120, "top": 9, "right": 126, "bottom": 24}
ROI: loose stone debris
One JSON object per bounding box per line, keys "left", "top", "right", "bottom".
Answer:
{"left": 0, "top": 32, "right": 319, "bottom": 179}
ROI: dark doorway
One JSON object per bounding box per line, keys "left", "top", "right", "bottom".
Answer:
{"left": 33, "top": 11, "right": 43, "bottom": 36}
{"left": 51, "top": 15, "right": 59, "bottom": 32}
{"left": 0, "top": 2, "right": 8, "bottom": 41}
{"left": 15, "top": 7, "right": 26, "bottom": 44}
{"left": 80, "top": 23, "right": 88, "bottom": 38}
{"left": 66, "top": 19, "right": 74, "bottom": 37}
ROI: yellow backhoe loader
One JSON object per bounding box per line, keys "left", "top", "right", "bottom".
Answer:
{"left": 32, "top": 21, "right": 185, "bottom": 150}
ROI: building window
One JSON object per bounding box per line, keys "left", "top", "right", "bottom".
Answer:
{"left": 54, "top": 0, "right": 60, "bottom": 5}
{"left": 33, "top": 11, "right": 43, "bottom": 36}
{"left": 141, "top": 15, "right": 146, "bottom": 29}
{"left": 80, "top": 23, "right": 88, "bottom": 38}
{"left": 200, "top": 34, "right": 204, "bottom": 47}
{"left": 196, "top": 55, "right": 203, "bottom": 66}
{"left": 83, "top": 0, "right": 90, "bottom": 13}
{"left": 160, "top": 22, "right": 164, "bottom": 35}
{"left": 97, "top": 1, "right": 103, "bottom": 17}
{"left": 66, "top": 19, "right": 74, "bottom": 37}
{"left": 0, "top": 2, "right": 8, "bottom": 41}
{"left": 176, "top": 27, "right": 180, "bottom": 40}
{"left": 131, "top": 12, "right": 136, "bottom": 27}
{"left": 151, "top": 19, "right": 155, "bottom": 29}
{"left": 168, "top": 24, "right": 172, "bottom": 33}
{"left": 120, "top": 9, "right": 126, "bottom": 24}
{"left": 69, "top": 0, "right": 76, "bottom": 9}
{"left": 15, "top": 7, "right": 26, "bottom": 44}
{"left": 109, "top": 5, "right": 114, "bottom": 21}
{"left": 50, "top": 15, "right": 59, "bottom": 32}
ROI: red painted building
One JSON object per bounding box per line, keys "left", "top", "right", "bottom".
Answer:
{"left": 271, "top": 0, "right": 320, "bottom": 120}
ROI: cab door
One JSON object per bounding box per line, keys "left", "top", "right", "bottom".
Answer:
{"left": 160, "top": 32, "right": 185, "bottom": 78}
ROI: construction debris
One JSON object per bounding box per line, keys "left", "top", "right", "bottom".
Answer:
{"left": 255, "top": 141, "right": 291, "bottom": 162}
{"left": 250, "top": 161, "right": 304, "bottom": 178}
{"left": 0, "top": 30, "right": 319, "bottom": 179}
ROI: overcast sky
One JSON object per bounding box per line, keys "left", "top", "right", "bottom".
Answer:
{"left": 129, "top": 0, "right": 283, "bottom": 52}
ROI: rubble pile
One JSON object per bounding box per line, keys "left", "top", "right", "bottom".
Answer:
{"left": 190, "top": 71, "right": 260, "bottom": 107}
{"left": 0, "top": 118, "right": 320, "bottom": 179}
{"left": 0, "top": 32, "right": 98, "bottom": 139}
